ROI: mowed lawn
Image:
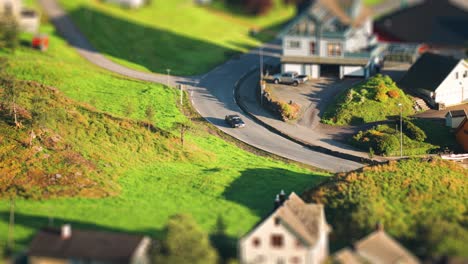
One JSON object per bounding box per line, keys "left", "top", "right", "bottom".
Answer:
{"left": 0, "top": 23, "right": 328, "bottom": 251}
{"left": 56, "top": 0, "right": 295, "bottom": 75}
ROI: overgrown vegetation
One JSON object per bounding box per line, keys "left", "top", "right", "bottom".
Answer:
{"left": 322, "top": 74, "right": 415, "bottom": 125}
{"left": 351, "top": 119, "right": 437, "bottom": 156}
{"left": 303, "top": 158, "right": 468, "bottom": 259}
{"left": 0, "top": 15, "right": 19, "bottom": 52}
{"left": 264, "top": 85, "right": 301, "bottom": 121}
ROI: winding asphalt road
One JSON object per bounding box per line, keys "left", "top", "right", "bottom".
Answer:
{"left": 38, "top": 0, "right": 363, "bottom": 172}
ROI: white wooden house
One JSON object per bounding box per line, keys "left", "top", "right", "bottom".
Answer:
{"left": 239, "top": 192, "right": 330, "bottom": 264}
{"left": 279, "top": 0, "right": 383, "bottom": 79}
{"left": 399, "top": 53, "right": 468, "bottom": 109}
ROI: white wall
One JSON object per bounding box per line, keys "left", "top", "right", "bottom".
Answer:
{"left": 435, "top": 61, "right": 468, "bottom": 106}
{"left": 283, "top": 36, "right": 316, "bottom": 57}
{"left": 239, "top": 215, "right": 309, "bottom": 264}
{"left": 343, "top": 66, "right": 365, "bottom": 76}
{"left": 284, "top": 64, "right": 304, "bottom": 75}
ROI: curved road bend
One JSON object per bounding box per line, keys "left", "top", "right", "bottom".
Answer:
{"left": 39, "top": 0, "right": 363, "bottom": 172}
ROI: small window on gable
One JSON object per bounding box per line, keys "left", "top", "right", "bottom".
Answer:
{"left": 295, "top": 239, "right": 302, "bottom": 248}
{"left": 271, "top": 234, "right": 284, "bottom": 248}
{"left": 456, "top": 72, "right": 459, "bottom": 79}
{"left": 288, "top": 41, "right": 301, "bottom": 49}
{"left": 252, "top": 237, "right": 261, "bottom": 247}
{"left": 274, "top": 217, "right": 281, "bottom": 226}
{"left": 464, "top": 70, "right": 467, "bottom": 78}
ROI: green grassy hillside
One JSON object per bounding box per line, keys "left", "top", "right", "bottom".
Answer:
{"left": 57, "top": 0, "right": 295, "bottom": 75}
{"left": 303, "top": 158, "right": 468, "bottom": 258}
{"left": 0, "top": 22, "right": 328, "bottom": 253}
{"left": 322, "top": 74, "right": 416, "bottom": 126}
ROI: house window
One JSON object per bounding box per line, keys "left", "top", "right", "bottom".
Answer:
{"left": 271, "top": 234, "right": 284, "bottom": 248}
{"left": 274, "top": 217, "right": 281, "bottom": 226}
{"left": 252, "top": 237, "right": 261, "bottom": 247}
{"left": 463, "top": 70, "right": 467, "bottom": 78}
{"left": 327, "top": 43, "right": 342, "bottom": 56}
{"left": 288, "top": 41, "right": 301, "bottom": 49}
{"left": 456, "top": 72, "right": 459, "bottom": 79}
{"left": 309, "top": 41, "right": 316, "bottom": 55}
{"left": 295, "top": 239, "right": 302, "bottom": 248}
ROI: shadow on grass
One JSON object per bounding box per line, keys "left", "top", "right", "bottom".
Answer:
{"left": 222, "top": 167, "right": 328, "bottom": 217}
{"left": 0, "top": 211, "right": 162, "bottom": 251}
{"left": 50, "top": 6, "right": 251, "bottom": 76}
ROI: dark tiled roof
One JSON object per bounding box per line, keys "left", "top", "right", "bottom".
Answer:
{"left": 374, "top": 0, "right": 468, "bottom": 46}
{"left": 448, "top": 109, "right": 467, "bottom": 118}
{"left": 399, "top": 53, "right": 460, "bottom": 92}
{"left": 28, "top": 227, "right": 146, "bottom": 263}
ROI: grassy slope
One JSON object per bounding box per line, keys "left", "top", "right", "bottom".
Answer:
{"left": 57, "top": 0, "right": 295, "bottom": 75}
{"left": 0, "top": 23, "right": 328, "bottom": 252}
{"left": 322, "top": 74, "right": 415, "bottom": 125}
{"left": 304, "top": 158, "right": 468, "bottom": 258}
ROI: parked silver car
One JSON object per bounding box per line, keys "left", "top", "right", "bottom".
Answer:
{"left": 272, "top": 71, "right": 308, "bottom": 86}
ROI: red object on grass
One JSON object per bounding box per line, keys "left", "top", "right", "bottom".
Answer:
{"left": 32, "top": 34, "right": 49, "bottom": 51}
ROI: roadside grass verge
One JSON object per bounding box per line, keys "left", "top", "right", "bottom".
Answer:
{"left": 57, "top": 0, "right": 295, "bottom": 75}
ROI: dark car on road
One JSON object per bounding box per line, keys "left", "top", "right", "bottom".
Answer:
{"left": 225, "top": 115, "right": 246, "bottom": 128}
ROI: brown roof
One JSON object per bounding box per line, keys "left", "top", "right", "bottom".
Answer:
{"left": 28, "top": 227, "right": 147, "bottom": 263}
{"left": 275, "top": 192, "right": 329, "bottom": 247}
{"left": 334, "top": 248, "right": 367, "bottom": 264}
{"left": 354, "top": 230, "right": 420, "bottom": 264}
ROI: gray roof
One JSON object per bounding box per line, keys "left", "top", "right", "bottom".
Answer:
{"left": 447, "top": 109, "right": 467, "bottom": 118}
{"left": 399, "top": 53, "right": 460, "bottom": 92}
{"left": 281, "top": 0, "right": 368, "bottom": 38}
{"left": 28, "top": 227, "right": 147, "bottom": 263}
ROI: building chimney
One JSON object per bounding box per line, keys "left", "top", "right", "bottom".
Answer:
{"left": 376, "top": 221, "right": 384, "bottom": 232}
{"left": 279, "top": 190, "right": 286, "bottom": 203}
{"left": 61, "top": 224, "right": 72, "bottom": 240}
{"left": 274, "top": 194, "right": 281, "bottom": 209}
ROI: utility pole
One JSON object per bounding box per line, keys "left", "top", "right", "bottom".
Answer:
{"left": 260, "top": 46, "right": 264, "bottom": 106}
{"left": 398, "top": 103, "right": 403, "bottom": 157}
{"left": 179, "top": 84, "right": 183, "bottom": 105}
{"left": 166, "top": 69, "right": 171, "bottom": 87}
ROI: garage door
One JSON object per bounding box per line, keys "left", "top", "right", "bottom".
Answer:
{"left": 284, "top": 64, "right": 304, "bottom": 74}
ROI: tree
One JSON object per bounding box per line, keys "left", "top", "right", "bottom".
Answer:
{"left": 0, "top": 15, "right": 19, "bottom": 52}
{"left": 145, "top": 105, "right": 155, "bottom": 131}
{"left": 153, "top": 214, "right": 218, "bottom": 264}
{"left": 0, "top": 67, "right": 21, "bottom": 127}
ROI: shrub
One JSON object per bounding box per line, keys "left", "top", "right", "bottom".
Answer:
{"left": 244, "top": 0, "right": 273, "bottom": 15}
{"left": 279, "top": 101, "right": 300, "bottom": 121}
{"left": 387, "top": 90, "right": 400, "bottom": 98}
{"left": 403, "top": 118, "right": 427, "bottom": 142}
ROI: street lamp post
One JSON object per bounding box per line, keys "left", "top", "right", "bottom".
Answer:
{"left": 260, "top": 46, "right": 263, "bottom": 80}
{"left": 166, "top": 69, "right": 171, "bottom": 87}
{"left": 398, "top": 103, "right": 403, "bottom": 157}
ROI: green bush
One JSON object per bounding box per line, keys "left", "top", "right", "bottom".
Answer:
{"left": 403, "top": 118, "right": 427, "bottom": 142}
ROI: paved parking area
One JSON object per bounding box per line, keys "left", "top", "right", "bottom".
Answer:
{"left": 265, "top": 77, "right": 361, "bottom": 128}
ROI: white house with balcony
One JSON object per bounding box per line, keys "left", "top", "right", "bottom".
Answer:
{"left": 239, "top": 192, "right": 330, "bottom": 264}
{"left": 280, "top": 0, "right": 383, "bottom": 79}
